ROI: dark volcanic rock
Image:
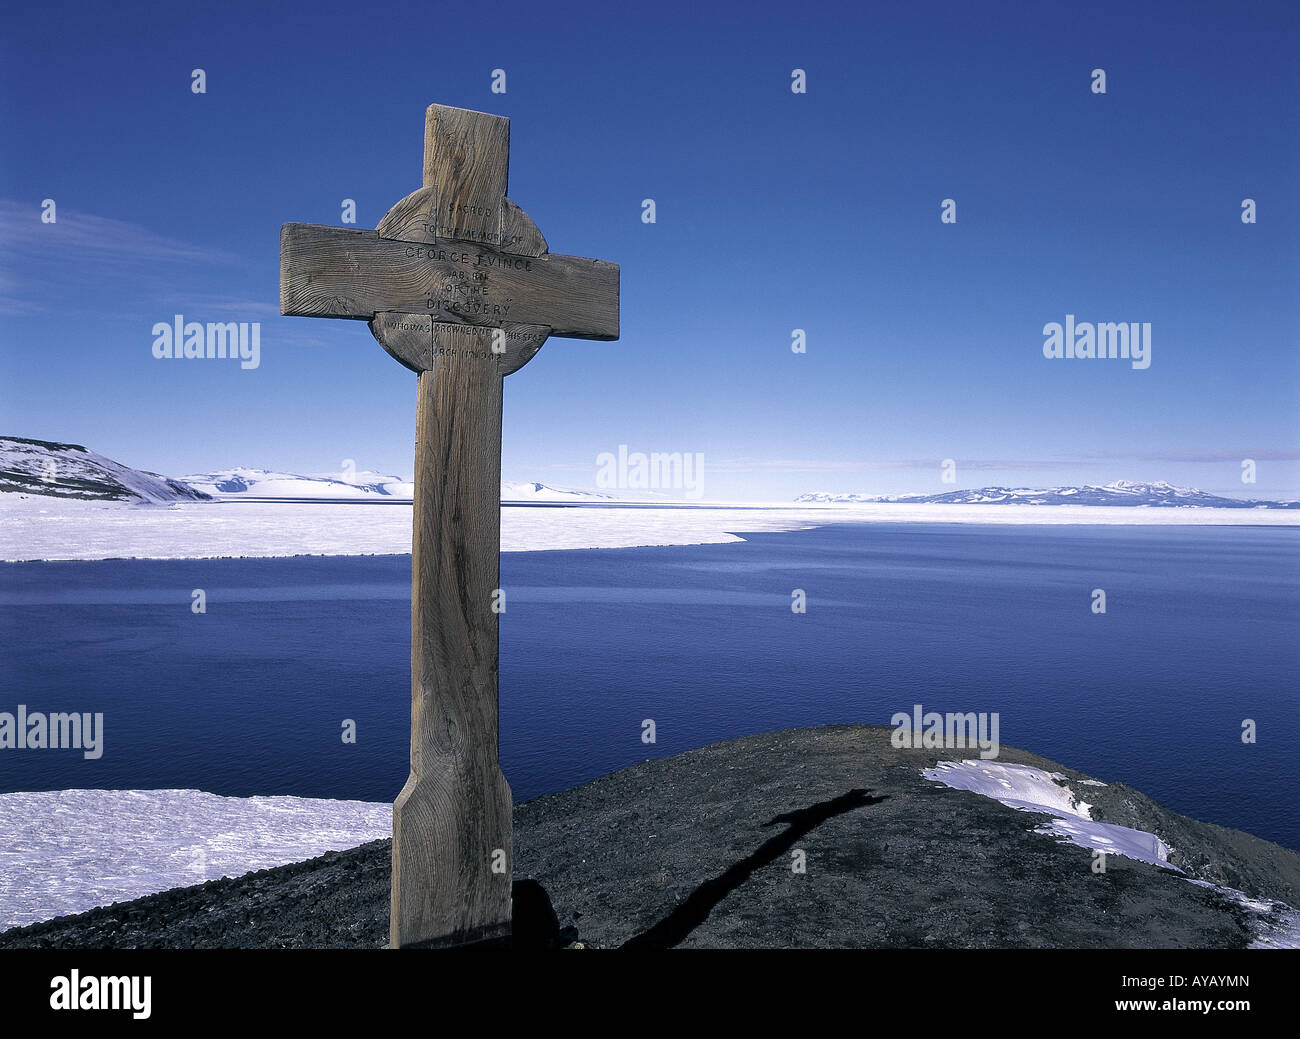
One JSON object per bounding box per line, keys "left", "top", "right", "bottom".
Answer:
{"left": 3, "top": 725, "right": 1297, "bottom": 949}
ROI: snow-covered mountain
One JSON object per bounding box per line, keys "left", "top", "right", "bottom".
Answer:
{"left": 796, "top": 481, "right": 1299, "bottom": 509}
{"left": 179, "top": 467, "right": 414, "bottom": 499}
{"left": 500, "top": 481, "right": 615, "bottom": 502}
{"left": 0, "top": 437, "right": 209, "bottom": 504}
{"left": 179, "top": 469, "right": 614, "bottom": 502}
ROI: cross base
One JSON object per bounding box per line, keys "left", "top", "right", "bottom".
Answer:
{"left": 397, "top": 922, "right": 512, "bottom": 950}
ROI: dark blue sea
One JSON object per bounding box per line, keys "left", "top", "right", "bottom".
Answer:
{"left": 2, "top": 524, "right": 1297, "bottom": 851}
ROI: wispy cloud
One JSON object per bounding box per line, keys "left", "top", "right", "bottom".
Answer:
{"left": 0, "top": 199, "right": 248, "bottom": 317}
{"left": 0, "top": 200, "right": 246, "bottom": 267}
{"left": 267, "top": 323, "right": 339, "bottom": 351}
{"left": 701, "top": 458, "right": 1108, "bottom": 475}
{"left": 531, "top": 456, "right": 1106, "bottom": 476}
{"left": 533, "top": 452, "right": 1300, "bottom": 480}
{"left": 171, "top": 296, "right": 281, "bottom": 317}
{"left": 1086, "top": 448, "right": 1300, "bottom": 463}
{"left": 527, "top": 460, "right": 1107, "bottom": 478}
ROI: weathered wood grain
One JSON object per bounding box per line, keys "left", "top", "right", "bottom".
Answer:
{"left": 423, "top": 105, "right": 509, "bottom": 231}
{"left": 375, "top": 186, "right": 549, "bottom": 258}
{"left": 377, "top": 106, "right": 548, "bottom": 256}
{"left": 393, "top": 330, "right": 512, "bottom": 947}
{"left": 369, "top": 312, "right": 432, "bottom": 372}
{"left": 369, "top": 313, "right": 550, "bottom": 375}
{"left": 281, "top": 224, "right": 617, "bottom": 340}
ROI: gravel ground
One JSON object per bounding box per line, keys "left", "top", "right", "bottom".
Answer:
{"left": 4, "top": 724, "right": 1298, "bottom": 949}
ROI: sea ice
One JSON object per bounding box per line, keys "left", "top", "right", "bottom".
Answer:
{"left": 0, "top": 788, "right": 389, "bottom": 931}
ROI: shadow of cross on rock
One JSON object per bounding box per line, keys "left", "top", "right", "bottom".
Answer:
{"left": 621, "top": 788, "right": 889, "bottom": 950}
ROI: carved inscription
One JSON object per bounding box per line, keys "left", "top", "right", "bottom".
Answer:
{"left": 428, "top": 200, "right": 523, "bottom": 245}
{"left": 404, "top": 244, "right": 536, "bottom": 318}
{"left": 433, "top": 323, "right": 545, "bottom": 361}
{"left": 416, "top": 206, "right": 526, "bottom": 248}
{"left": 403, "top": 244, "right": 534, "bottom": 270}
{"left": 382, "top": 317, "right": 427, "bottom": 332}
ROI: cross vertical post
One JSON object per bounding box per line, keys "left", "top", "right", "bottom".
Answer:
{"left": 279, "top": 103, "right": 619, "bottom": 948}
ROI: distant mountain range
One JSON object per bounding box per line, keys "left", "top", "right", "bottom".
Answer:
{"left": 796, "top": 481, "right": 1300, "bottom": 509}
{"left": 500, "top": 481, "right": 615, "bottom": 503}
{"left": 179, "top": 467, "right": 413, "bottom": 499}
{"left": 179, "top": 470, "right": 613, "bottom": 503}
{"left": 1, "top": 437, "right": 610, "bottom": 504}
{"left": 0, "top": 437, "right": 208, "bottom": 504}
{"left": 6, "top": 437, "right": 1294, "bottom": 510}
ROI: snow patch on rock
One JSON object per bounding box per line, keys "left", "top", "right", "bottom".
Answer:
{"left": 922, "top": 759, "right": 1174, "bottom": 866}
{"left": 923, "top": 760, "right": 1300, "bottom": 949}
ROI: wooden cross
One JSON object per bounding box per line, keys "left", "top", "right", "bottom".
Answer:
{"left": 280, "top": 103, "right": 619, "bottom": 948}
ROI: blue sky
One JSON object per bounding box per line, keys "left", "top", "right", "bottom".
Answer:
{"left": 1, "top": 0, "right": 1296, "bottom": 501}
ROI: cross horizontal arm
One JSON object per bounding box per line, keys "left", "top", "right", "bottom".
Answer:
{"left": 280, "top": 224, "right": 618, "bottom": 340}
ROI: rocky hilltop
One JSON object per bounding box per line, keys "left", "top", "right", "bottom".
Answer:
{"left": 3, "top": 725, "right": 1297, "bottom": 949}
